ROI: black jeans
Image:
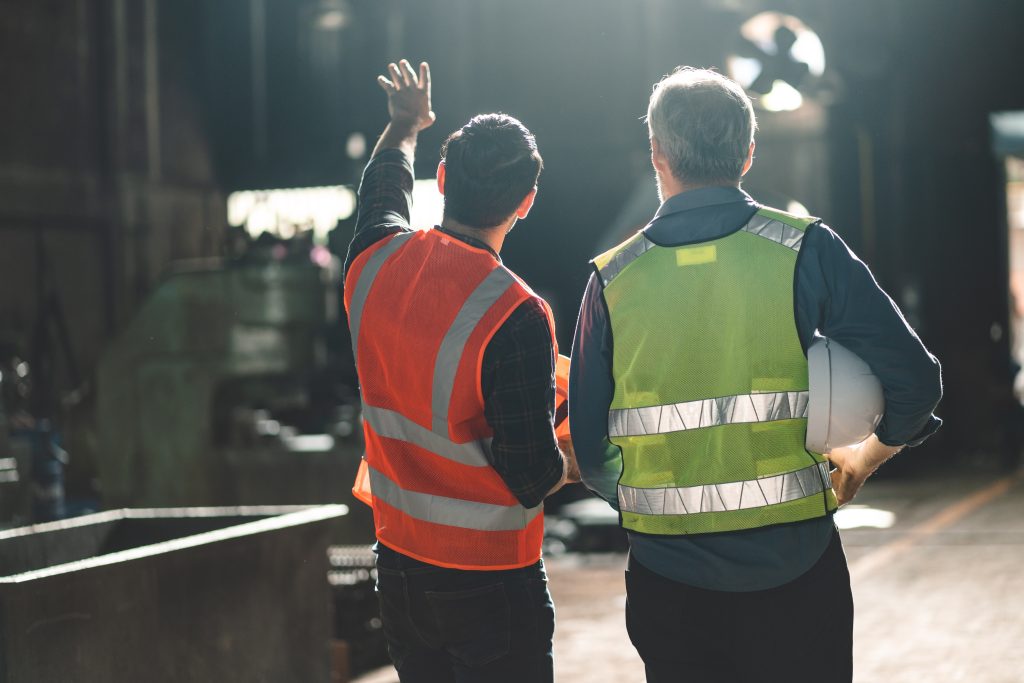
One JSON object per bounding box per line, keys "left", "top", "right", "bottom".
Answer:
{"left": 625, "top": 530, "right": 854, "bottom": 683}
{"left": 374, "top": 545, "right": 555, "bottom": 682}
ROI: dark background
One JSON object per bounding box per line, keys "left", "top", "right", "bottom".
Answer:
{"left": 3, "top": 0, "right": 1024, "bottom": 471}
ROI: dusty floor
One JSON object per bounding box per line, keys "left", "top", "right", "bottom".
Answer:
{"left": 354, "top": 465, "right": 1024, "bottom": 682}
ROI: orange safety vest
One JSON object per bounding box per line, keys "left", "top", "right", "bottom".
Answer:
{"left": 344, "top": 228, "right": 558, "bottom": 570}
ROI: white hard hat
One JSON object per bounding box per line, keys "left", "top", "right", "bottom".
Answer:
{"left": 806, "top": 336, "right": 885, "bottom": 453}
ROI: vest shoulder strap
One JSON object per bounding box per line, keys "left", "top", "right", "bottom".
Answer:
{"left": 755, "top": 205, "right": 820, "bottom": 232}
{"left": 591, "top": 230, "right": 656, "bottom": 287}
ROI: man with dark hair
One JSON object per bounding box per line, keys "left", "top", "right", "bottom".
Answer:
{"left": 439, "top": 114, "right": 545, "bottom": 229}
{"left": 570, "top": 66, "right": 943, "bottom": 682}
{"left": 344, "top": 59, "right": 575, "bottom": 682}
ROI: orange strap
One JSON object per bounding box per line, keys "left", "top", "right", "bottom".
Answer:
{"left": 352, "top": 458, "right": 373, "bottom": 506}
{"left": 554, "top": 353, "right": 571, "bottom": 441}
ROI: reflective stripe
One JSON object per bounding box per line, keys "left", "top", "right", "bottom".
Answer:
{"left": 598, "top": 234, "right": 655, "bottom": 286}
{"left": 362, "top": 403, "right": 491, "bottom": 467}
{"left": 431, "top": 268, "right": 516, "bottom": 434}
{"left": 618, "top": 462, "right": 831, "bottom": 515}
{"left": 608, "top": 390, "right": 808, "bottom": 437}
{"left": 347, "top": 231, "right": 416, "bottom": 361}
{"left": 369, "top": 465, "right": 542, "bottom": 531}
{"left": 741, "top": 214, "right": 805, "bottom": 253}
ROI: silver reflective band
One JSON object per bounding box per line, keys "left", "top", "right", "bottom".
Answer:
{"left": 742, "top": 214, "right": 805, "bottom": 253}
{"left": 618, "top": 462, "right": 831, "bottom": 515}
{"left": 608, "top": 390, "right": 808, "bottom": 438}
{"left": 347, "top": 231, "right": 417, "bottom": 362}
{"left": 362, "top": 403, "right": 492, "bottom": 468}
{"left": 598, "top": 234, "right": 655, "bottom": 286}
{"left": 368, "top": 465, "right": 542, "bottom": 531}
{"left": 432, "top": 268, "right": 516, "bottom": 434}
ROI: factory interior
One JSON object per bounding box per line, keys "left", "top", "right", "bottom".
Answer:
{"left": 1, "top": 1, "right": 1023, "bottom": 681}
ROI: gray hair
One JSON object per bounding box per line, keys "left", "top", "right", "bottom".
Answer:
{"left": 646, "top": 67, "right": 757, "bottom": 185}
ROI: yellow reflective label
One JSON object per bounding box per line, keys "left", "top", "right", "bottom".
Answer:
{"left": 675, "top": 245, "right": 717, "bottom": 266}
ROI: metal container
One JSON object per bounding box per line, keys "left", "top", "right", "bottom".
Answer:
{"left": 0, "top": 505, "right": 346, "bottom": 683}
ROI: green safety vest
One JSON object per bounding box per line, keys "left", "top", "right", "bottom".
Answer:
{"left": 593, "top": 206, "right": 838, "bottom": 535}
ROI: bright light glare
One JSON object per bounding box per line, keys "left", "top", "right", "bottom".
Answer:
{"left": 729, "top": 11, "right": 826, "bottom": 112}
{"left": 315, "top": 9, "right": 349, "bottom": 31}
{"left": 346, "top": 132, "right": 367, "bottom": 159}
{"left": 834, "top": 505, "right": 896, "bottom": 530}
{"left": 792, "top": 30, "right": 826, "bottom": 77}
{"left": 281, "top": 433, "right": 336, "bottom": 452}
{"left": 786, "top": 199, "right": 810, "bottom": 216}
{"left": 726, "top": 56, "right": 763, "bottom": 90}
{"left": 739, "top": 12, "right": 825, "bottom": 77}
{"left": 760, "top": 80, "right": 804, "bottom": 112}
{"left": 411, "top": 179, "right": 445, "bottom": 229}
{"left": 227, "top": 186, "right": 357, "bottom": 243}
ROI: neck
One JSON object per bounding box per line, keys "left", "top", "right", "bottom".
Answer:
{"left": 657, "top": 173, "right": 740, "bottom": 202}
{"left": 440, "top": 216, "right": 512, "bottom": 254}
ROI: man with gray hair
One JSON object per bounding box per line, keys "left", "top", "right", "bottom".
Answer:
{"left": 569, "top": 67, "right": 942, "bottom": 681}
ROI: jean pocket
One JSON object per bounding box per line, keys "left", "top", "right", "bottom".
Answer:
{"left": 425, "top": 582, "right": 511, "bottom": 668}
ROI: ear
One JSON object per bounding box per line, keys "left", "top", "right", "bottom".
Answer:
{"left": 436, "top": 161, "right": 446, "bottom": 195}
{"left": 741, "top": 141, "right": 755, "bottom": 177}
{"left": 650, "top": 137, "right": 671, "bottom": 176}
{"left": 515, "top": 187, "right": 537, "bottom": 220}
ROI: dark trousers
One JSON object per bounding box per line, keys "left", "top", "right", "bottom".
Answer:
{"left": 375, "top": 545, "right": 555, "bottom": 683}
{"left": 625, "top": 531, "right": 854, "bottom": 683}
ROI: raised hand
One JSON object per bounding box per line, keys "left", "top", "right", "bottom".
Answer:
{"left": 377, "top": 59, "right": 435, "bottom": 132}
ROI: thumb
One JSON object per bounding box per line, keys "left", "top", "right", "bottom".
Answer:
{"left": 825, "top": 447, "right": 847, "bottom": 470}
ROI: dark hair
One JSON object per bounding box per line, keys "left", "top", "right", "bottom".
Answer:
{"left": 440, "top": 114, "right": 543, "bottom": 229}
{"left": 647, "top": 67, "right": 756, "bottom": 186}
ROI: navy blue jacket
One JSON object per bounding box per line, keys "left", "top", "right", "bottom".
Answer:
{"left": 569, "top": 186, "right": 943, "bottom": 591}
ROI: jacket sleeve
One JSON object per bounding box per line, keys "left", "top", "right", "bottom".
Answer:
{"left": 569, "top": 272, "right": 624, "bottom": 508}
{"left": 481, "top": 299, "right": 565, "bottom": 509}
{"left": 344, "top": 148, "right": 414, "bottom": 277}
{"left": 795, "top": 224, "right": 943, "bottom": 447}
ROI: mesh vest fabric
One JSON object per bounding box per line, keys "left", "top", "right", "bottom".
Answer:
{"left": 593, "top": 207, "right": 838, "bottom": 535}
{"left": 344, "top": 229, "right": 555, "bottom": 569}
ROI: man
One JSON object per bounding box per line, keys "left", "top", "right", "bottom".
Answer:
{"left": 569, "top": 67, "right": 942, "bottom": 683}
{"left": 344, "top": 59, "right": 575, "bottom": 682}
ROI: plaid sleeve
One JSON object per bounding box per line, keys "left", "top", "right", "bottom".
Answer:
{"left": 343, "top": 148, "right": 415, "bottom": 277}
{"left": 481, "top": 297, "right": 564, "bottom": 509}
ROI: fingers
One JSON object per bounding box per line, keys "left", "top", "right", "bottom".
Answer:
{"left": 399, "top": 59, "right": 417, "bottom": 87}
{"left": 387, "top": 62, "right": 404, "bottom": 90}
{"left": 377, "top": 75, "right": 396, "bottom": 93}
{"left": 384, "top": 60, "right": 428, "bottom": 88}
{"left": 830, "top": 462, "right": 852, "bottom": 506}
{"left": 832, "top": 475, "right": 850, "bottom": 506}
{"left": 831, "top": 466, "right": 866, "bottom": 506}
{"left": 419, "top": 61, "right": 431, "bottom": 92}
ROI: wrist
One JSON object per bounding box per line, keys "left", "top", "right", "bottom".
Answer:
{"left": 387, "top": 119, "right": 421, "bottom": 137}
{"left": 372, "top": 122, "right": 419, "bottom": 158}
{"left": 855, "top": 437, "right": 901, "bottom": 475}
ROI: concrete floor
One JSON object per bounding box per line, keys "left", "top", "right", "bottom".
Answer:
{"left": 354, "top": 466, "right": 1024, "bottom": 682}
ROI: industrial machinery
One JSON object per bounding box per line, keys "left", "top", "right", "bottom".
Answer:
{"left": 95, "top": 244, "right": 371, "bottom": 538}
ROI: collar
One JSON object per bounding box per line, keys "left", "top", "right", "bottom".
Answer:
{"left": 435, "top": 225, "right": 502, "bottom": 262}
{"left": 653, "top": 186, "right": 757, "bottom": 221}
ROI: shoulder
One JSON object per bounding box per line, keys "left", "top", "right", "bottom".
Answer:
{"left": 797, "top": 221, "right": 861, "bottom": 263}
{"left": 592, "top": 230, "right": 656, "bottom": 287}
{"left": 753, "top": 205, "right": 820, "bottom": 232}
{"left": 508, "top": 296, "right": 551, "bottom": 325}
{"left": 343, "top": 225, "right": 409, "bottom": 282}
{"left": 592, "top": 230, "right": 650, "bottom": 269}
{"left": 497, "top": 264, "right": 554, "bottom": 324}
{"left": 484, "top": 296, "right": 555, "bottom": 370}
